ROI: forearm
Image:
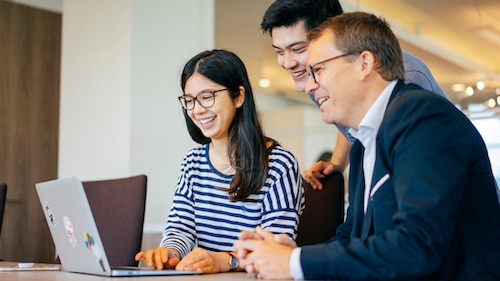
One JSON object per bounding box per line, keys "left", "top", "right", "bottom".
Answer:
{"left": 330, "top": 133, "right": 351, "bottom": 172}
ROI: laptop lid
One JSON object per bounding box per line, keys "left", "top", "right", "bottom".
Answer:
{"left": 35, "top": 177, "right": 199, "bottom": 277}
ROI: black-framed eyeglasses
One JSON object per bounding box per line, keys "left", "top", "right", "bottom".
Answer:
{"left": 308, "top": 53, "right": 355, "bottom": 84}
{"left": 178, "top": 88, "right": 227, "bottom": 110}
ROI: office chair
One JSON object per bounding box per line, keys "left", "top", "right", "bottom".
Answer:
{"left": 295, "top": 172, "right": 345, "bottom": 246}
{"left": 82, "top": 175, "right": 147, "bottom": 267}
{"left": 0, "top": 183, "right": 7, "bottom": 236}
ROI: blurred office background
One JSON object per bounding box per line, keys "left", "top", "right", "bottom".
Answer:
{"left": 1, "top": 0, "right": 499, "bottom": 262}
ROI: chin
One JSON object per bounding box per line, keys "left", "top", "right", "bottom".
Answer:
{"left": 294, "top": 81, "right": 307, "bottom": 92}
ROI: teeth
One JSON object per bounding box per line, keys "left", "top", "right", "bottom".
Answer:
{"left": 199, "top": 116, "right": 216, "bottom": 124}
{"left": 318, "top": 97, "right": 329, "bottom": 106}
{"left": 292, "top": 70, "right": 306, "bottom": 77}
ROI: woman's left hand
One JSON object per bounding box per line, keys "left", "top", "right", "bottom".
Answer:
{"left": 175, "top": 247, "right": 231, "bottom": 273}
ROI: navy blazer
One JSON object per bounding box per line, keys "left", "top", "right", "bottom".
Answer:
{"left": 300, "top": 81, "right": 500, "bottom": 280}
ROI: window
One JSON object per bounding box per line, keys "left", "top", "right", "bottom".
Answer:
{"left": 471, "top": 117, "right": 500, "bottom": 200}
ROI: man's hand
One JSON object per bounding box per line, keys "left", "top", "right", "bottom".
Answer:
{"left": 301, "top": 161, "right": 339, "bottom": 190}
{"left": 135, "top": 247, "right": 180, "bottom": 270}
{"left": 234, "top": 226, "right": 296, "bottom": 279}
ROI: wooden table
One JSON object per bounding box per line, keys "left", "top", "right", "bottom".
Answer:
{"left": 0, "top": 262, "right": 260, "bottom": 281}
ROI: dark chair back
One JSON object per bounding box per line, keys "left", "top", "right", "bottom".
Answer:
{"left": 0, "top": 183, "right": 7, "bottom": 236}
{"left": 295, "top": 172, "right": 344, "bottom": 246}
{"left": 82, "top": 175, "right": 147, "bottom": 266}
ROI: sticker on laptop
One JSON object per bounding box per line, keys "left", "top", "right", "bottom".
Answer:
{"left": 62, "top": 216, "right": 77, "bottom": 247}
{"left": 83, "top": 232, "right": 106, "bottom": 271}
{"left": 43, "top": 202, "right": 56, "bottom": 228}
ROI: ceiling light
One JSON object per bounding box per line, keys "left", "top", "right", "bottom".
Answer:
{"left": 452, "top": 83, "right": 466, "bottom": 92}
{"left": 258, "top": 79, "right": 271, "bottom": 88}
{"left": 476, "top": 81, "right": 485, "bottom": 91}
{"left": 465, "top": 86, "right": 474, "bottom": 96}
{"left": 497, "top": 96, "right": 500, "bottom": 105}
{"left": 488, "top": 98, "right": 496, "bottom": 108}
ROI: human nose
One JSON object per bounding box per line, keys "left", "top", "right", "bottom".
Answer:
{"left": 281, "top": 52, "right": 297, "bottom": 70}
{"left": 305, "top": 75, "right": 319, "bottom": 96}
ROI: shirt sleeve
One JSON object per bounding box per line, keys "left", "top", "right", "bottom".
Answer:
{"left": 290, "top": 247, "right": 304, "bottom": 280}
{"left": 261, "top": 147, "right": 305, "bottom": 239}
{"left": 159, "top": 155, "right": 197, "bottom": 258}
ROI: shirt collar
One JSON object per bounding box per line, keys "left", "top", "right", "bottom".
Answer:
{"left": 349, "top": 80, "right": 398, "bottom": 147}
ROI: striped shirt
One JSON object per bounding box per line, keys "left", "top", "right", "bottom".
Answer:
{"left": 160, "top": 144, "right": 304, "bottom": 258}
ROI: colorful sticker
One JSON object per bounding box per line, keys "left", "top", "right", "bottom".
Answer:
{"left": 43, "top": 202, "right": 56, "bottom": 228}
{"left": 62, "top": 216, "right": 77, "bottom": 247}
{"left": 83, "top": 232, "right": 106, "bottom": 271}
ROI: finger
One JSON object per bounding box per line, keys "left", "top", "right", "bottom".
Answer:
{"left": 160, "top": 248, "right": 169, "bottom": 264}
{"left": 245, "top": 263, "right": 256, "bottom": 274}
{"left": 176, "top": 250, "right": 206, "bottom": 272}
{"left": 153, "top": 248, "right": 165, "bottom": 270}
{"left": 233, "top": 240, "right": 259, "bottom": 253}
{"left": 134, "top": 252, "right": 144, "bottom": 261}
{"left": 255, "top": 226, "right": 274, "bottom": 241}
{"left": 238, "top": 230, "right": 261, "bottom": 240}
{"left": 322, "top": 163, "right": 337, "bottom": 175}
{"left": 274, "top": 234, "right": 297, "bottom": 247}
{"left": 144, "top": 249, "right": 155, "bottom": 267}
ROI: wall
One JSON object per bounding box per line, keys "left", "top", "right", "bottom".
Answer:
{"left": 0, "top": 0, "right": 61, "bottom": 262}
{"left": 59, "top": 0, "right": 213, "bottom": 236}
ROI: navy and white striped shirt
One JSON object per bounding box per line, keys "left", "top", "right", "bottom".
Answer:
{"left": 160, "top": 144, "right": 304, "bottom": 258}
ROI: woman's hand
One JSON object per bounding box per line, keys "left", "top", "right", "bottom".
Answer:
{"left": 175, "top": 247, "right": 233, "bottom": 273}
{"left": 134, "top": 247, "right": 180, "bottom": 270}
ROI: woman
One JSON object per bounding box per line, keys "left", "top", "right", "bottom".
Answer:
{"left": 136, "top": 50, "right": 304, "bottom": 273}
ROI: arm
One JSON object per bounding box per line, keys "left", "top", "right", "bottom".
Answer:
{"left": 136, "top": 153, "right": 197, "bottom": 270}
{"left": 260, "top": 147, "right": 305, "bottom": 238}
{"left": 302, "top": 133, "right": 351, "bottom": 190}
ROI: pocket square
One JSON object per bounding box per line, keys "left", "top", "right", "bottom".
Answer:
{"left": 370, "top": 173, "right": 390, "bottom": 197}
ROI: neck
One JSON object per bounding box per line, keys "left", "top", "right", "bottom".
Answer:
{"left": 209, "top": 140, "right": 234, "bottom": 175}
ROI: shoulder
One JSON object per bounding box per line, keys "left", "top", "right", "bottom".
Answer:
{"left": 401, "top": 51, "right": 429, "bottom": 72}
{"left": 401, "top": 51, "right": 446, "bottom": 97}
{"left": 389, "top": 84, "right": 452, "bottom": 114}
{"left": 385, "top": 84, "right": 471, "bottom": 133}
{"left": 182, "top": 144, "right": 208, "bottom": 164}
{"left": 268, "top": 145, "right": 300, "bottom": 170}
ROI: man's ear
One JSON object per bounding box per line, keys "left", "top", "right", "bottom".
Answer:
{"left": 358, "top": 50, "right": 376, "bottom": 80}
{"left": 235, "top": 86, "right": 245, "bottom": 108}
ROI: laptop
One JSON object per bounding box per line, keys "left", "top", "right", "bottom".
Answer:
{"left": 35, "top": 177, "right": 200, "bottom": 277}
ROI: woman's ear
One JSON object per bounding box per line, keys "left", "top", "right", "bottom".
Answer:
{"left": 235, "top": 86, "right": 245, "bottom": 108}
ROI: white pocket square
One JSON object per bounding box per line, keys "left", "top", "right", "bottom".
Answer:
{"left": 370, "top": 173, "right": 390, "bottom": 197}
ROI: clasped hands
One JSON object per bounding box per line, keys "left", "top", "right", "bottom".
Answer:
{"left": 233, "top": 226, "right": 296, "bottom": 279}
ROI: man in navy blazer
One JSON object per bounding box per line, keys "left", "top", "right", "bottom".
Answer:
{"left": 234, "top": 12, "right": 500, "bottom": 280}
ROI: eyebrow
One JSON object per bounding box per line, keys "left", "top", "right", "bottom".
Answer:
{"left": 272, "top": 41, "right": 307, "bottom": 50}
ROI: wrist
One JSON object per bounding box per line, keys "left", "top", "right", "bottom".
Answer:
{"left": 226, "top": 252, "right": 239, "bottom": 272}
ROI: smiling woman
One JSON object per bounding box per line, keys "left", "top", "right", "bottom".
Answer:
{"left": 135, "top": 49, "right": 304, "bottom": 274}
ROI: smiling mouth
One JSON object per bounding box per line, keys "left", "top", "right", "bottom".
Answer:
{"left": 199, "top": 116, "right": 216, "bottom": 124}
{"left": 291, "top": 69, "right": 307, "bottom": 79}
{"left": 318, "top": 97, "right": 329, "bottom": 106}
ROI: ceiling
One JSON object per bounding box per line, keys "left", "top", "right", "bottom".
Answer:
{"left": 11, "top": 0, "right": 500, "bottom": 111}
{"left": 215, "top": 0, "right": 500, "bottom": 112}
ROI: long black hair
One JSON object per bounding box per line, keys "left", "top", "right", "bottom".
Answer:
{"left": 180, "top": 49, "right": 277, "bottom": 201}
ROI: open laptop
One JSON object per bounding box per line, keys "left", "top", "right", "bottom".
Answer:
{"left": 35, "top": 177, "right": 200, "bottom": 277}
